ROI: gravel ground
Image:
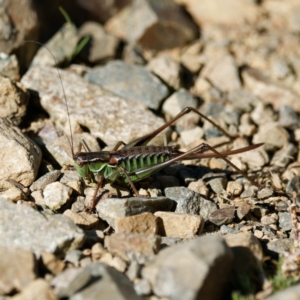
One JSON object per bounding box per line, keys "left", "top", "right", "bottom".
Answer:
{"left": 1, "top": 1, "right": 300, "bottom": 299}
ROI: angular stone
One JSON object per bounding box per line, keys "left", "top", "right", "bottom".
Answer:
{"left": 96, "top": 197, "right": 174, "bottom": 228}
{"left": 44, "top": 182, "right": 73, "bottom": 211}
{"left": 226, "top": 181, "right": 243, "bottom": 196}
{"left": 147, "top": 54, "right": 181, "bottom": 89}
{"left": 278, "top": 212, "right": 293, "bottom": 231}
{"left": 87, "top": 60, "right": 169, "bottom": 110}
{"left": 0, "top": 118, "right": 41, "bottom": 189}
{"left": 0, "top": 198, "right": 85, "bottom": 256}
{"left": 202, "top": 55, "right": 241, "bottom": 93}
{"left": 0, "top": 76, "right": 28, "bottom": 125}
{"left": 266, "top": 283, "right": 300, "bottom": 300}
{"left": 154, "top": 211, "right": 204, "bottom": 238}
{"left": 63, "top": 210, "right": 99, "bottom": 229}
{"left": 31, "top": 23, "right": 78, "bottom": 67}
{"left": 40, "top": 252, "right": 65, "bottom": 276}
{"left": 78, "top": 21, "right": 119, "bottom": 63}
{"left": 115, "top": 212, "right": 158, "bottom": 235}
{"left": 21, "top": 66, "right": 165, "bottom": 147}
{"left": 105, "top": 0, "right": 197, "bottom": 50}
{"left": 30, "top": 170, "right": 61, "bottom": 192}
{"left": 0, "top": 247, "right": 37, "bottom": 294}
{"left": 105, "top": 233, "right": 161, "bottom": 263}
{"left": 142, "top": 234, "right": 233, "bottom": 300}
{"left": 209, "top": 206, "right": 235, "bottom": 226}
{"left": 167, "top": 186, "right": 218, "bottom": 220}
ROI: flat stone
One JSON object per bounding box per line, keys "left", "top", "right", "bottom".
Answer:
{"left": 0, "top": 197, "right": 85, "bottom": 256}
{"left": 0, "top": 118, "right": 41, "bottom": 189}
{"left": 278, "top": 212, "right": 293, "bottom": 231}
{"left": 64, "top": 210, "right": 99, "bottom": 229}
{"left": 279, "top": 105, "right": 300, "bottom": 130}
{"left": 266, "top": 238, "right": 293, "bottom": 255}
{"left": 9, "top": 279, "right": 57, "bottom": 300}
{"left": 0, "top": 247, "right": 37, "bottom": 294}
{"left": 96, "top": 197, "right": 174, "bottom": 228}
{"left": 142, "top": 234, "right": 233, "bottom": 300}
{"left": 105, "top": 0, "right": 197, "bottom": 50}
{"left": 166, "top": 186, "right": 218, "bottom": 220}
{"left": 202, "top": 54, "right": 241, "bottom": 92}
{"left": 115, "top": 212, "right": 158, "bottom": 235}
{"left": 43, "top": 182, "right": 73, "bottom": 211}
{"left": 203, "top": 173, "right": 227, "bottom": 194}
{"left": 87, "top": 60, "right": 169, "bottom": 110}
{"left": 257, "top": 188, "right": 274, "bottom": 199}
{"left": 105, "top": 233, "right": 161, "bottom": 263}
{"left": 154, "top": 211, "right": 204, "bottom": 238}
{"left": 226, "top": 181, "right": 243, "bottom": 196}
{"left": 21, "top": 66, "right": 165, "bottom": 147}
{"left": 30, "top": 170, "right": 61, "bottom": 192}
{"left": 236, "top": 204, "right": 251, "bottom": 220}
{"left": 209, "top": 206, "right": 235, "bottom": 226}
{"left": 147, "top": 54, "right": 181, "bottom": 89}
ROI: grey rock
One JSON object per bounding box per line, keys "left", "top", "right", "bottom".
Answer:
{"left": 267, "top": 238, "right": 293, "bottom": 255}
{"left": 31, "top": 23, "right": 78, "bottom": 67}
{"left": 220, "top": 225, "right": 239, "bottom": 234}
{"left": 228, "top": 89, "right": 257, "bottom": 112}
{"left": 30, "top": 170, "right": 61, "bottom": 192}
{"left": 0, "top": 118, "right": 41, "bottom": 189}
{"left": 271, "top": 57, "right": 291, "bottom": 79}
{"left": 202, "top": 172, "right": 227, "bottom": 194}
{"left": 87, "top": 60, "right": 169, "bottom": 110}
{"left": 286, "top": 175, "right": 300, "bottom": 205}
{"left": 65, "top": 250, "right": 83, "bottom": 267}
{"left": 142, "top": 234, "right": 233, "bottom": 300}
{"left": 209, "top": 206, "right": 235, "bottom": 226}
{"left": 21, "top": 66, "right": 165, "bottom": 148}
{"left": 78, "top": 21, "right": 119, "bottom": 64}
{"left": 0, "top": 52, "right": 19, "bottom": 81}
{"left": 279, "top": 105, "right": 300, "bottom": 129}
{"left": 266, "top": 283, "right": 300, "bottom": 300}
{"left": 52, "top": 268, "right": 94, "bottom": 299}
{"left": 278, "top": 212, "right": 293, "bottom": 231}
{"left": 134, "top": 278, "right": 151, "bottom": 296}
{"left": 162, "top": 89, "right": 199, "bottom": 132}
{"left": 241, "top": 186, "right": 258, "bottom": 198}
{"left": 0, "top": 198, "right": 85, "bottom": 256}
{"left": 96, "top": 197, "right": 174, "bottom": 228}
{"left": 70, "top": 263, "right": 143, "bottom": 300}
{"left": 105, "top": 0, "right": 197, "bottom": 50}
{"left": 60, "top": 170, "right": 81, "bottom": 184}
{"left": 126, "top": 260, "right": 141, "bottom": 282}
{"left": 257, "top": 188, "right": 274, "bottom": 200}
{"left": 0, "top": 247, "right": 37, "bottom": 294}
{"left": 165, "top": 186, "right": 217, "bottom": 219}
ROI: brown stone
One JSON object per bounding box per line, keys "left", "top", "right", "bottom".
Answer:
{"left": 115, "top": 212, "right": 158, "bottom": 235}
{"left": 154, "top": 211, "right": 204, "bottom": 238}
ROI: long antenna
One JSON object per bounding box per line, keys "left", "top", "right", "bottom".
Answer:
{"left": 23, "top": 40, "right": 75, "bottom": 157}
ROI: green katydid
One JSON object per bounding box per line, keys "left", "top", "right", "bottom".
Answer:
{"left": 26, "top": 41, "right": 263, "bottom": 213}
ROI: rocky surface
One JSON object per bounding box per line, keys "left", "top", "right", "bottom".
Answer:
{"left": 1, "top": 1, "right": 300, "bottom": 299}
